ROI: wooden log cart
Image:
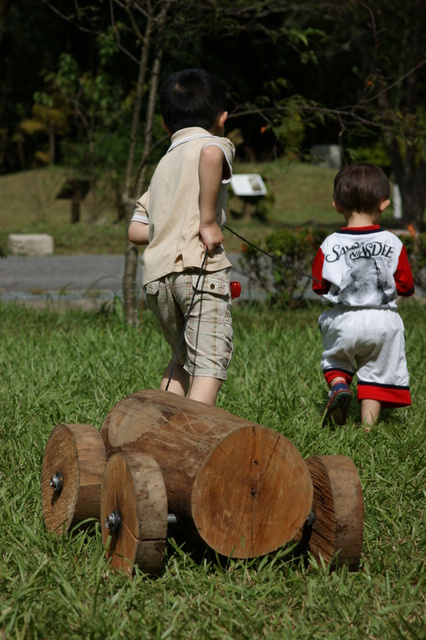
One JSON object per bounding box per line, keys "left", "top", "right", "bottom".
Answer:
{"left": 41, "top": 389, "right": 364, "bottom": 577}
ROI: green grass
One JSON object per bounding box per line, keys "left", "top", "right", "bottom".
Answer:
{"left": 230, "top": 159, "right": 339, "bottom": 225}
{"left": 0, "top": 161, "right": 402, "bottom": 256}
{"left": 0, "top": 300, "right": 424, "bottom": 639}
{"left": 0, "top": 166, "right": 128, "bottom": 255}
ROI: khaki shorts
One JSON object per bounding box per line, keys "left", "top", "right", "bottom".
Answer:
{"left": 145, "top": 269, "right": 233, "bottom": 380}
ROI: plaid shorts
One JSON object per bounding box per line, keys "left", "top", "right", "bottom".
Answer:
{"left": 145, "top": 269, "right": 233, "bottom": 380}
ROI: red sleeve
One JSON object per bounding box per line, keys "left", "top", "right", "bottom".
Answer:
{"left": 312, "top": 248, "right": 330, "bottom": 295}
{"left": 394, "top": 245, "right": 414, "bottom": 296}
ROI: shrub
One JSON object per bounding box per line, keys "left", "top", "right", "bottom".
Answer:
{"left": 240, "top": 228, "right": 426, "bottom": 308}
{"left": 399, "top": 232, "right": 426, "bottom": 291}
{"left": 239, "top": 227, "right": 327, "bottom": 309}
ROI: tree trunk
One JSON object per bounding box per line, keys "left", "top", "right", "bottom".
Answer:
{"left": 100, "top": 389, "right": 313, "bottom": 559}
{"left": 122, "top": 7, "right": 167, "bottom": 324}
{"left": 120, "top": 34, "right": 150, "bottom": 324}
{"left": 122, "top": 242, "right": 140, "bottom": 327}
{"left": 118, "top": 15, "right": 152, "bottom": 222}
{"left": 48, "top": 125, "right": 55, "bottom": 164}
{"left": 400, "top": 157, "right": 426, "bottom": 231}
{"left": 375, "top": 1, "right": 426, "bottom": 230}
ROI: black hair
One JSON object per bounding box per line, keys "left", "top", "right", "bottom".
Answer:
{"left": 159, "top": 68, "right": 227, "bottom": 134}
{"left": 333, "top": 163, "right": 390, "bottom": 213}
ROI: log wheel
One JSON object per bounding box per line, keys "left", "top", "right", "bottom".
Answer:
{"left": 295, "top": 455, "right": 364, "bottom": 570}
{"left": 41, "top": 423, "right": 107, "bottom": 534}
{"left": 101, "top": 452, "right": 168, "bottom": 576}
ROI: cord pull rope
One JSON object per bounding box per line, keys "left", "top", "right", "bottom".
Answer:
{"left": 224, "top": 225, "right": 325, "bottom": 286}
{"left": 166, "top": 225, "right": 322, "bottom": 392}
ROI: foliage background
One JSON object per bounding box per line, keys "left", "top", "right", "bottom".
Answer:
{"left": 1, "top": 0, "right": 425, "bottom": 227}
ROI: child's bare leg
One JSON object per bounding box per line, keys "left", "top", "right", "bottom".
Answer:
{"left": 361, "top": 399, "right": 381, "bottom": 426}
{"left": 187, "top": 376, "right": 222, "bottom": 406}
{"left": 160, "top": 362, "right": 189, "bottom": 396}
{"left": 329, "top": 376, "right": 347, "bottom": 387}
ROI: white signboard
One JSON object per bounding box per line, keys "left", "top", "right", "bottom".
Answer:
{"left": 231, "top": 174, "right": 267, "bottom": 197}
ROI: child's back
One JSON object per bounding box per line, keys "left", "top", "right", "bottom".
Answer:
{"left": 312, "top": 163, "right": 414, "bottom": 427}
{"left": 139, "top": 127, "right": 234, "bottom": 287}
{"left": 128, "top": 68, "right": 236, "bottom": 406}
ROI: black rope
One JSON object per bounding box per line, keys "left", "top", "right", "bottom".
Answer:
{"left": 165, "top": 248, "right": 209, "bottom": 391}
{"left": 224, "top": 225, "right": 325, "bottom": 285}
{"left": 166, "top": 225, "right": 323, "bottom": 391}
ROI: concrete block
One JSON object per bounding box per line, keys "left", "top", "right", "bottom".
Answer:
{"left": 8, "top": 234, "right": 54, "bottom": 256}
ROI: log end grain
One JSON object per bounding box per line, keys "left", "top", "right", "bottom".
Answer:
{"left": 41, "top": 423, "right": 107, "bottom": 534}
{"left": 295, "top": 455, "right": 364, "bottom": 571}
{"left": 101, "top": 452, "right": 168, "bottom": 576}
{"left": 192, "top": 425, "right": 313, "bottom": 558}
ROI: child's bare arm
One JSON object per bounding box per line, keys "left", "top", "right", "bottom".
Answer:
{"left": 198, "top": 145, "right": 225, "bottom": 252}
{"left": 128, "top": 221, "right": 149, "bottom": 245}
{"left": 129, "top": 191, "right": 150, "bottom": 245}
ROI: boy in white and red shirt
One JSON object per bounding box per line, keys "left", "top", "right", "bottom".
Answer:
{"left": 312, "top": 163, "right": 414, "bottom": 427}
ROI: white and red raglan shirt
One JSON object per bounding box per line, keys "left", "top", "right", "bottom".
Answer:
{"left": 312, "top": 226, "right": 414, "bottom": 307}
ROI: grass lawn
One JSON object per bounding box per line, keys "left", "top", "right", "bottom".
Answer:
{"left": 0, "top": 300, "right": 424, "bottom": 639}
{"left": 0, "top": 161, "right": 402, "bottom": 256}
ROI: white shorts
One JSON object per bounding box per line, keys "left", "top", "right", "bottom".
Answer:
{"left": 319, "top": 307, "right": 411, "bottom": 407}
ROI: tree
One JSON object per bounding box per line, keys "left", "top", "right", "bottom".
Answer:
{"left": 118, "top": 1, "right": 171, "bottom": 326}
{"left": 288, "top": 0, "right": 426, "bottom": 229}
{"left": 0, "top": 0, "right": 93, "bottom": 172}
{"left": 38, "top": 52, "right": 132, "bottom": 219}
{"left": 368, "top": 0, "right": 426, "bottom": 230}
{"left": 19, "top": 99, "right": 70, "bottom": 165}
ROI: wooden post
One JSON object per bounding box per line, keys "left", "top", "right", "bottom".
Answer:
{"left": 100, "top": 389, "right": 313, "bottom": 559}
{"left": 71, "top": 189, "right": 82, "bottom": 224}
{"left": 242, "top": 198, "right": 252, "bottom": 221}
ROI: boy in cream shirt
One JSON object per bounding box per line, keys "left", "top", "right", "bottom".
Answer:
{"left": 128, "top": 69, "right": 235, "bottom": 406}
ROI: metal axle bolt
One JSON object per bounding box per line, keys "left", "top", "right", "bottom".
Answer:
{"left": 50, "top": 471, "right": 64, "bottom": 495}
{"left": 104, "top": 511, "right": 176, "bottom": 534}
{"left": 305, "top": 509, "right": 316, "bottom": 528}
{"left": 105, "top": 509, "right": 121, "bottom": 533}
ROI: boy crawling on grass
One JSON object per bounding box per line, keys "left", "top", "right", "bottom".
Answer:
{"left": 312, "top": 163, "right": 414, "bottom": 427}
{"left": 128, "top": 68, "right": 235, "bottom": 406}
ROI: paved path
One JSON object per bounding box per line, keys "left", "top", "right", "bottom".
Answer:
{"left": 3, "top": 253, "right": 421, "bottom": 309}
{"left": 0, "top": 253, "right": 260, "bottom": 307}
{"left": 1, "top": 255, "right": 126, "bottom": 294}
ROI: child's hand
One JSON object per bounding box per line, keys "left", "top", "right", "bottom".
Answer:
{"left": 200, "top": 222, "right": 224, "bottom": 253}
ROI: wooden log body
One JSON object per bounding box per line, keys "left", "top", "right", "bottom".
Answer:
{"left": 101, "top": 452, "right": 168, "bottom": 576}
{"left": 294, "top": 455, "right": 364, "bottom": 570}
{"left": 41, "top": 423, "right": 107, "bottom": 534}
{"left": 100, "top": 389, "right": 313, "bottom": 559}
